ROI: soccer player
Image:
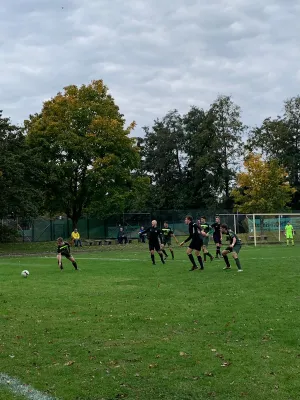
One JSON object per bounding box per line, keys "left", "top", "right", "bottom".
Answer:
{"left": 199, "top": 216, "right": 214, "bottom": 262}
{"left": 161, "top": 221, "right": 179, "bottom": 260}
{"left": 211, "top": 216, "right": 222, "bottom": 258}
{"left": 57, "top": 237, "right": 79, "bottom": 271}
{"left": 285, "top": 221, "right": 295, "bottom": 246}
{"left": 220, "top": 224, "right": 243, "bottom": 272}
{"left": 180, "top": 216, "right": 204, "bottom": 271}
{"left": 141, "top": 220, "right": 165, "bottom": 265}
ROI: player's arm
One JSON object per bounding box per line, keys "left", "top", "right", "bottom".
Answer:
{"left": 180, "top": 225, "right": 193, "bottom": 246}
{"left": 170, "top": 231, "right": 179, "bottom": 244}
{"left": 230, "top": 236, "right": 237, "bottom": 247}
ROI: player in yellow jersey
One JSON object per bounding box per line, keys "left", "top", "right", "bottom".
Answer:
{"left": 284, "top": 221, "right": 295, "bottom": 246}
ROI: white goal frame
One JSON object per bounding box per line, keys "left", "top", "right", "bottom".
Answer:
{"left": 219, "top": 213, "right": 300, "bottom": 246}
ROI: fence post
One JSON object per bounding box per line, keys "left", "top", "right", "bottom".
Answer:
{"left": 278, "top": 215, "right": 281, "bottom": 243}
{"left": 32, "top": 220, "right": 35, "bottom": 242}
{"left": 87, "top": 217, "right": 90, "bottom": 239}
{"left": 253, "top": 214, "right": 257, "bottom": 247}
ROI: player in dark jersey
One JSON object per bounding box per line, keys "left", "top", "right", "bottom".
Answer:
{"left": 57, "top": 237, "right": 79, "bottom": 271}
{"left": 211, "top": 216, "right": 222, "bottom": 258}
{"left": 220, "top": 224, "right": 243, "bottom": 271}
{"left": 199, "top": 216, "right": 214, "bottom": 262}
{"left": 161, "top": 221, "right": 179, "bottom": 260}
{"left": 180, "top": 215, "right": 204, "bottom": 271}
{"left": 141, "top": 220, "right": 165, "bottom": 265}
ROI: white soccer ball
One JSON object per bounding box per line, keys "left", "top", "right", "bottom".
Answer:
{"left": 21, "top": 270, "right": 30, "bottom": 278}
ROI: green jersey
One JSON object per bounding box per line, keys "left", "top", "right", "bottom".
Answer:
{"left": 285, "top": 224, "right": 294, "bottom": 236}
{"left": 227, "top": 230, "right": 242, "bottom": 246}
{"left": 162, "top": 228, "right": 173, "bottom": 238}
{"left": 200, "top": 223, "right": 211, "bottom": 234}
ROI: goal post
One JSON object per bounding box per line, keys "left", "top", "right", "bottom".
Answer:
{"left": 218, "top": 213, "right": 300, "bottom": 246}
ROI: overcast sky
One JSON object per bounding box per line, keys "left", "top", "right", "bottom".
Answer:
{"left": 1, "top": 0, "right": 300, "bottom": 135}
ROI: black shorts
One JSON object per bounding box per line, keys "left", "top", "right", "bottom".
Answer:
{"left": 189, "top": 238, "right": 203, "bottom": 251}
{"left": 162, "top": 238, "right": 171, "bottom": 246}
{"left": 213, "top": 235, "right": 222, "bottom": 244}
{"left": 59, "top": 252, "right": 71, "bottom": 258}
{"left": 149, "top": 241, "right": 161, "bottom": 252}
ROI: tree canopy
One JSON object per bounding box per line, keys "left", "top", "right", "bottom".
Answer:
{"left": 231, "top": 154, "right": 295, "bottom": 213}
{"left": 25, "top": 80, "right": 142, "bottom": 227}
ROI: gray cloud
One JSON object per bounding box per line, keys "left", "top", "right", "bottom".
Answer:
{"left": 1, "top": 0, "right": 300, "bottom": 135}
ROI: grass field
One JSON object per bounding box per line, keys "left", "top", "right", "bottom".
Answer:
{"left": 0, "top": 242, "right": 299, "bottom": 400}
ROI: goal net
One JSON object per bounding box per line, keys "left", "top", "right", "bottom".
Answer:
{"left": 218, "top": 213, "right": 300, "bottom": 246}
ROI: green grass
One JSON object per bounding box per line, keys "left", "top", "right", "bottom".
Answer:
{"left": 0, "top": 243, "right": 300, "bottom": 400}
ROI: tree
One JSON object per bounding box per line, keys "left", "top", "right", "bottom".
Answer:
{"left": 25, "top": 80, "right": 141, "bottom": 228}
{"left": 0, "top": 112, "right": 41, "bottom": 219}
{"left": 139, "top": 110, "right": 186, "bottom": 209}
{"left": 182, "top": 106, "right": 222, "bottom": 209}
{"left": 208, "top": 95, "right": 246, "bottom": 204}
{"left": 247, "top": 96, "right": 300, "bottom": 207}
{"left": 231, "top": 154, "right": 295, "bottom": 213}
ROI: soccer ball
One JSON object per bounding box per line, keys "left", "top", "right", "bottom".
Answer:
{"left": 21, "top": 270, "right": 30, "bottom": 278}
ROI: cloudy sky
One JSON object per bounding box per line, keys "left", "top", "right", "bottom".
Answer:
{"left": 1, "top": 0, "right": 300, "bottom": 135}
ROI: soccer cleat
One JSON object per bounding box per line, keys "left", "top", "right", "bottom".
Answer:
{"left": 210, "top": 256, "right": 214, "bottom": 262}
{"left": 189, "top": 266, "right": 198, "bottom": 271}
{"left": 238, "top": 269, "right": 243, "bottom": 272}
{"left": 223, "top": 266, "right": 231, "bottom": 270}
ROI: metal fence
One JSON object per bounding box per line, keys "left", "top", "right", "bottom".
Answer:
{"left": 3, "top": 210, "right": 300, "bottom": 244}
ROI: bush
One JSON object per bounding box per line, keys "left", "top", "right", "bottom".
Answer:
{"left": 0, "top": 225, "right": 19, "bottom": 243}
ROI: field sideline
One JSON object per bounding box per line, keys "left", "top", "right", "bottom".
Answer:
{"left": 0, "top": 243, "right": 299, "bottom": 400}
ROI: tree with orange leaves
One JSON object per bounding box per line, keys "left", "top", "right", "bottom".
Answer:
{"left": 25, "top": 80, "right": 143, "bottom": 228}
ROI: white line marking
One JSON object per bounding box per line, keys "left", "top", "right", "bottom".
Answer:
{"left": 0, "top": 373, "right": 58, "bottom": 400}
{"left": 38, "top": 256, "right": 300, "bottom": 262}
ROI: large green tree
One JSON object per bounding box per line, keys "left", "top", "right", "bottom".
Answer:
{"left": 25, "top": 80, "right": 142, "bottom": 228}
{"left": 208, "top": 95, "right": 246, "bottom": 204}
{"left": 139, "top": 110, "right": 186, "bottom": 209}
{"left": 183, "top": 106, "right": 221, "bottom": 209}
{"left": 0, "top": 112, "right": 41, "bottom": 219}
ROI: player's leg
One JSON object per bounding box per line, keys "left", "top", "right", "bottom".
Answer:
{"left": 214, "top": 236, "right": 221, "bottom": 258}
{"left": 161, "top": 243, "right": 168, "bottom": 259}
{"left": 57, "top": 254, "right": 63, "bottom": 270}
{"left": 203, "top": 238, "right": 214, "bottom": 261}
{"left": 149, "top": 245, "right": 156, "bottom": 264}
{"left": 232, "top": 246, "right": 242, "bottom": 271}
{"left": 222, "top": 248, "right": 231, "bottom": 269}
{"left": 186, "top": 246, "right": 198, "bottom": 271}
{"left": 68, "top": 255, "right": 79, "bottom": 270}
{"left": 169, "top": 244, "right": 174, "bottom": 259}
{"left": 292, "top": 235, "right": 294, "bottom": 246}
{"left": 156, "top": 243, "right": 165, "bottom": 264}
{"left": 195, "top": 249, "right": 204, "bottom": 270}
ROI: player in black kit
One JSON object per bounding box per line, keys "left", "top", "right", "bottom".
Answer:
{"left": 57, "top": 237, "right": 79, "bottom": 270}
{"left": 180, "top": 215, "right": 204, "bottom": 271}
{"left": 211, "top": 216, "right": 222, "bottom": 258}
{"left": 141, "top": 220, "right": 165, "bottom": 265}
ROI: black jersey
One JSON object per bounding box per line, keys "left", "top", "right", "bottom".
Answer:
{"left": 57, "top": 242, "right": 71, "bottom": 255}
{"left": 143, "top": 227, "right": 163, "bottom": 243}
{"left": 211, "top": 222, "right": 221, "bottom": 236}
{"left": 184, "top": 221, "right": 201, "bottom": 243}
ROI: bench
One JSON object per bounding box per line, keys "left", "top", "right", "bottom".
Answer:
{"left": 248, "top": 235, "right": 268, "bottom": 241}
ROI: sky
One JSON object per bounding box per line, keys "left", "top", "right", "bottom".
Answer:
{"left": 1, "top": 0, "right": 300, "bottom": 136}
